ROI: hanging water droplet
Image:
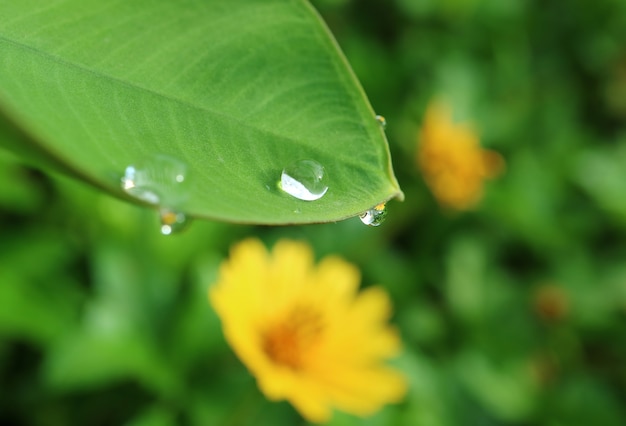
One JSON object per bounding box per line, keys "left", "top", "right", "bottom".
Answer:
{"left": 375, "top": 115, "right": 387, "bottom": 130}
{"left": 279, "top": 159, "right": 328, "bottom": 201}
{"left": 121, "top": 154, "right": 188, "bottom": 205}
{"left": 159, "top": 208, "right": 188, "bottom": 235}
{"left": 360, "top": 203, "right": 387, "bottom": 226}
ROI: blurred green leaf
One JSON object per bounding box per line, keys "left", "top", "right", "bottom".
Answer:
{"left": 124, "top": 405, "right": 177, "bottom": 426}
{"left": 455, "top": 351, "right": 537, "bottom": 422}
{"left": 396, "top": 352, "right": 451, "bottom": 426}
{"left": 445, "top": 237, "right": 487, "bottom": 325}
{"left": 169, "top": 253, "right": 228, "bottom": 369}
{"left": 42, "top": 241, "right": 181, "bottom": 397}
{"left": 0, "top": 271, "right": 75, "bottom": 344}
{"left": 0, "top": 0, "right": 402, "bottom": 225}
{"left": 326, "top": 407, "right": 396, "bottom": 426}
{"left": 0, "top": 151, "right": 44, "bottom": 214}
{"left": 548, "top": 375, "right": 624, "bottom": 426}
{"left": 575, "top": 143, "right": 626, "bottom": 225}
{"left": 44, "top": 329, "right": 177, "bottom": 396}
{"left": 0, "top": 232, "right": 80, "bottom": 344}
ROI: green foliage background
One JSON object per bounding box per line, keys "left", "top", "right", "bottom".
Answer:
{"left": 1, "top": 0, "right": 625, "bottom": 425}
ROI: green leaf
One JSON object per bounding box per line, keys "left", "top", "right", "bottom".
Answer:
{"left": 0, "top": 0, "right": 402, "bottom": 224}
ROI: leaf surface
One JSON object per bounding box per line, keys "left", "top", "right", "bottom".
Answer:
{"left": 0, "top": 0, "right": 402, "bottom": 224}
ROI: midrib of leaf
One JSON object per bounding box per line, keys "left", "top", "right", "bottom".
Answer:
{"left": 0, "top": 31, "right": 381, "bottom": 174}
{"left": 0, "top": 35, "right": 304, "bottom": 151}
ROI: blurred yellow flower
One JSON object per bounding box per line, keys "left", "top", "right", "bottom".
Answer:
{"left": 417, "top": 99, "right": 504, "bottom": 210}
{"left": 209, "top": 239, "right": 407, "bottom": 423}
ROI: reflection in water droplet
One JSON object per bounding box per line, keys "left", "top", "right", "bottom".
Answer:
{"left": 121, "top": 154, "right": 188, "bottom": 205}
{"left": 279, "top": 160, "right": 328, "bottom": 201}
{"left": 375, "top": 115, "right": 387, "bottom": 130}
{"left": 159, "top": 208, "right": 188, "bottom": 235}
{"left": 360, "top": 203, "right": 387, "bottom": 226}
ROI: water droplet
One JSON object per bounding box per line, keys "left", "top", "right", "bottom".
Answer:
{"left": 279, "top": 160, "right": 328, "bottom": 201}
{"left": 159, "top": 208, "right": 188, "bottom": 235}
{"left": 375, "top": 115, "right": 387, "bottom": 130}
{"left": 121, "top": 154, "right": 188, "bottom": 205}
{"left": 360, "top": 203, "right": 387, "bottom": 226}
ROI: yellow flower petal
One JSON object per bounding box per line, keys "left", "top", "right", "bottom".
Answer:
{"left": 286, "top": 378, "right": 333, "bottom": 424}
{"left": 417, "top": 98, "right": 505, "bottom": 210}
{"left": 267, "top": 240, "right": 315, "bottom": 309}
{"left": 208, "top": 238, "right": 407, "bottom": 423}
{"left": 313, "top": 256, "right": 361, "bottom": 310}
{"left": 324, "top": 367, "right": 407, "bottom": 415}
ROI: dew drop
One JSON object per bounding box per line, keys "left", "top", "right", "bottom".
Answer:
{"left": 360, "top": 203, "right": 387, "bottom": 226}
{"left": 159, "top": 208, "right": 188, "bottom": 235}
{"left": 279, "top": 159, "right": 328, "bottom": 201}
{"left": 375, "top": 115, "right": 387, "bottom": 130}
{"left": 121, "top": 154, "right": 188, "bottom": 205}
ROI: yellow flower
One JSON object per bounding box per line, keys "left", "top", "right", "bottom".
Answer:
{"left": 209, "top": 238, "right": 407, "bottom": 423}
{"left": 417, "top": 99, "right": 504, "bottom": 210}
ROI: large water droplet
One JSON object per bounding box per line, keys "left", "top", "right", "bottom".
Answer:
{"left": 121, "top": 154, "right": 188, "bottom": 205}
{"left": 279, "top": 160, "right": 328, "bottom": 201}
{"left": 159, "top": 208, "right": 188, "bottom": 235}
{"left": 360, "top": 203, "right": 387, "bottom": 226}
{"left": 375, "top": 115, "right": 387, "bottom": 130}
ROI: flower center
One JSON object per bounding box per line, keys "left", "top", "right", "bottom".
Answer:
{"left": 262, "top": 306, "right": 324, "bottom": 370}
